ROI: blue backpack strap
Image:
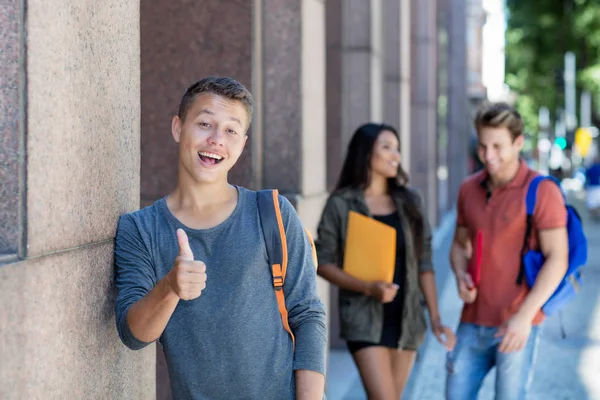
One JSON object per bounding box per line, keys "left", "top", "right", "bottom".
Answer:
{"left": 525, "top": 175, "right": 565, "bottom": 215}
{"left": 525, "top": 176, "right": 545, "bottom": 215}
{"left": 517, "top": 175, "right": 564, "bottom": 285}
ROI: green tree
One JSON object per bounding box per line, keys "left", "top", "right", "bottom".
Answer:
{"left": 505, "top": 0, "right": 600, "bottom": 137}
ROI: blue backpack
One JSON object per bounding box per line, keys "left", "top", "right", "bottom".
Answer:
{"left": 517, "top": 176, "right": 588, "bottom": 316}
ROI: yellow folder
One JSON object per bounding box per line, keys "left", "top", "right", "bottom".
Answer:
{"left": 343, "top": 211, "right": 397, "bottom": 283}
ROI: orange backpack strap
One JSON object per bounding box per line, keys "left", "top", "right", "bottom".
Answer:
{"left": 257, "top": 189, "right": 294, "bottom": 345}
{"left": 304, "top": 228, "right": 318, "bottom": 268}
{"left": 257, "top": 190, "right": 320, "bottom": 346}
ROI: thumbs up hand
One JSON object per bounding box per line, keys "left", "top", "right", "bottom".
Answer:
{"left": 166, "top": 229, "right": 207, "bottom": 300}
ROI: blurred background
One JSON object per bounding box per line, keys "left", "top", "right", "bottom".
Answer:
{"left": 1, "top": 0, "right": 599, "bottom": 399}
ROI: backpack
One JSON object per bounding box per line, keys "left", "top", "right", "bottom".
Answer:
{"left": 256, "top": 189, "right": 318, "bottom": 346}
{"left": 517, "top": 175, "right": 588, "bottom": 316}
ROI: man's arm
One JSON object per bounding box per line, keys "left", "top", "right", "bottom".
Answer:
{"left": 295, "top": 370, "right": 325, "bottom": 400}
{"left": 450, "top": 225, "right": 477, "bottom": 304}
{"left": 125, "top": 276, "right": 180, "bottom": 344}
{"left": 115, "top": 214, "right": 162, "bottom": 349}
{"left": 497, "top": 226, "right": 568, "bottom": 353}
{"left": 517, "top": 227, "right": 569, "bottom": 320}
{"left": 449, "top": 226, "right": 469, "bottom": 277}
{"left": 115, "top": 216, "right": 206, "bottom": 348}
{"left": 126, "top": 229, "right": 206, "bottom": 343}
{"left": 278, "top": 196, "right": 327, "bottom": 398}
{"left": 449, "top": 182, "right": 478, "bottom": 304}
{"left": 497, "top": 180, "right": 568, "bottom": 353}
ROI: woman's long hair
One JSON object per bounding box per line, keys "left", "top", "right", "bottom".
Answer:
{"left": 335, "top": 123, "right": 424, "bottom": 256}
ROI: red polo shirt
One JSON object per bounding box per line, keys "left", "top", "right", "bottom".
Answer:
{"left": 457, "top": 161, "right": 566, "bottom": 327}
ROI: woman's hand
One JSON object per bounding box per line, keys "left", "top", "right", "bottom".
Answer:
{"left": 366, "top": 281, "right": 399, "bottom": 303}
{"left": 432, "top": 319, "right": 457, "bottom": 351}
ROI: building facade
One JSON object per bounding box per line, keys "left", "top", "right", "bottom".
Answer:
{"left": 0, "top": 0, "right": 471, "bottom": 398}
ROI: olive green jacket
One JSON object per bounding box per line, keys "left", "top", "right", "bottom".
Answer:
{"left": 315, "top": 187, "right": 433, "bottom": 349}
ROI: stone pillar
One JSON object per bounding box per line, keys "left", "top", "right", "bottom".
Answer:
{"left": 258, "top": 0, "right": 329, "bottom": 312}
{"left": 411, "top": 0, "right": 439, "bottom": 224}
{"left": 0, "top": 0, "right": 21, "bottom": 259}
{"left": 325, "top": 0, "right": 343, "bottom": 191}
{"left": 370, "top": 0, "right": 384, "bottom": 123}
{"left": 326, "top": 0, "right": 385, "bottom": 191}
{"left": 0, "top": 1, "right": 153, "bottom": 398}
{"left": 383, "top": 0, "right": 412, "bottom": 174}
{"left": 447, "top": 0, "right": 469, "bottom": 205}
{"left": 400, "top": 0, "right": 413, "bottom": 175}
{"left": 140, "top": 0, "right": 254, "bottom": 208}
{"left": 437, "top": 0, "right": 450, "bottom": 216}
{"left": 467, "top": 0, "right": 487, "bottom": 102}
{"left": 383, "top": 0, "right": 401, "bottom": 130}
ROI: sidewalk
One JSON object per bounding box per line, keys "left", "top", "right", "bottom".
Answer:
{"left": 326, "top": 191, "right": 600, "bottom": 400}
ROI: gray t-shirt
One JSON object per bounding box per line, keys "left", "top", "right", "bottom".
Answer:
{"left": 114, "top": 186, "right": 327, "bottom": 399}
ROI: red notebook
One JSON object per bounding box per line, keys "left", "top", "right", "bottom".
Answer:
{"left": 467, "top": 230, "right": 483, "bottom": 288}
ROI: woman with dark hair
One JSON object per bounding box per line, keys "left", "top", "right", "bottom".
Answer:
{"left": 316, "top": 123, "right": 455, "bottom": 399}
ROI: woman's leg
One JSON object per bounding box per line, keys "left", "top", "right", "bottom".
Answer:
{"left": 351, "top": 346, "right": 397, "bottom": 400}
{"left": 390, "top": 348, "right": 416, "bottom": 399}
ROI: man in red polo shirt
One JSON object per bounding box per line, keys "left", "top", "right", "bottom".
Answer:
{"left": 446, "top": 102, "right": 568, "bottom": 400}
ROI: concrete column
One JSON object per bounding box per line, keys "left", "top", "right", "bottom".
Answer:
{"left": 327, "top": 0, "right": 386, "bottom": 191}
{"left": 383, "top": 1, "right": 413, "bottom": 175}
{"left": 0, "top": 0, "right": 21, "bottom": 258}
{"left": 383, "top": 0, "right": 401, "bottom": 130}
{"left": 260, "top": 1, "right": 303, "bottom": 192}
{"left": 447, "top": 0, "right": 469, "bottom": 205}
{"left": 325, "top": 0, "right": 343, "bottom": 191}
{"left": 411, "top": 0, "right": 439, "bottom": 223}
{"left": 400, "top": 0, "right": 412, "bottom": 175}
{"left": 0, "top": 1, "right": 152, "bottom": 398}
{"left": 437, "top": 0, "right": 450, "bottom": 216}
{"left": 140, "top": 0, "right": 254, "bottom": 207}
{"left": 299, "top": 0, "right": 329, "bottom": 316}
{"left": 370, "top": 0, "right": 384, "bottom": 123}
{"left": 258, "top": 0, "right": 329, "bottom": 309}
{"left": 342, "top": 0, "right": 378, "bottom": 143}
{"left": 467, "top": 0, "right": 487, "bottom": 101}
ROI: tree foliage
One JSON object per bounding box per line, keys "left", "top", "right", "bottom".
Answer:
{"left": 505, "top": 0, "right": 600, "bottom": 135}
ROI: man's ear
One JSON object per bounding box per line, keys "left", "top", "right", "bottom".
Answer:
{"left": 172, "top": 115, "right": 182, "bottom": 143}
{"left": 514, "top": 134, "right": 525, "bottom": 151}
{"left": 242, "top": 134, "right": 248, "bottom": 151}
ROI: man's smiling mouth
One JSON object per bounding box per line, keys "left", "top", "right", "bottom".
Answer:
{"left": 198, "top": 151, "right": 224, "bottom": 165}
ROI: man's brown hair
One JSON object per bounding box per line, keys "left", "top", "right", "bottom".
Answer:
{"left": 178, "top": 77, "right": 254, "bottom": 126}
{"left": 474, "top": 102, "right": 524, "bottom": 141}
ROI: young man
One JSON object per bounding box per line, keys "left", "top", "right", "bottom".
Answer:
{"left": 114, "top": 77, "right": 327, "bottom": 399}
{"left": 446, "top": 103, "right": 569, "bottom": 400}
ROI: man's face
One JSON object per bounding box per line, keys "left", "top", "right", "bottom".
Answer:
{"left": 172, "top": 93, "right": 249, "bottom": 185}
{"left": 477, "top": 126, "right": 523, "bottom": 180}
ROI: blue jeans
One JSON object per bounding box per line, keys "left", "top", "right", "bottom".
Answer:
{"left": 445, "top": 322, "right": 541, "bottom": 400}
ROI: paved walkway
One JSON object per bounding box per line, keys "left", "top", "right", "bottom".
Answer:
{"left": 326, "top": 190, "right": 600, "bottom": 400}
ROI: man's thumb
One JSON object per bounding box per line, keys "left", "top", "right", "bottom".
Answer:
{"left": 177, "top": 229, "right": 194, "bottom": 259}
